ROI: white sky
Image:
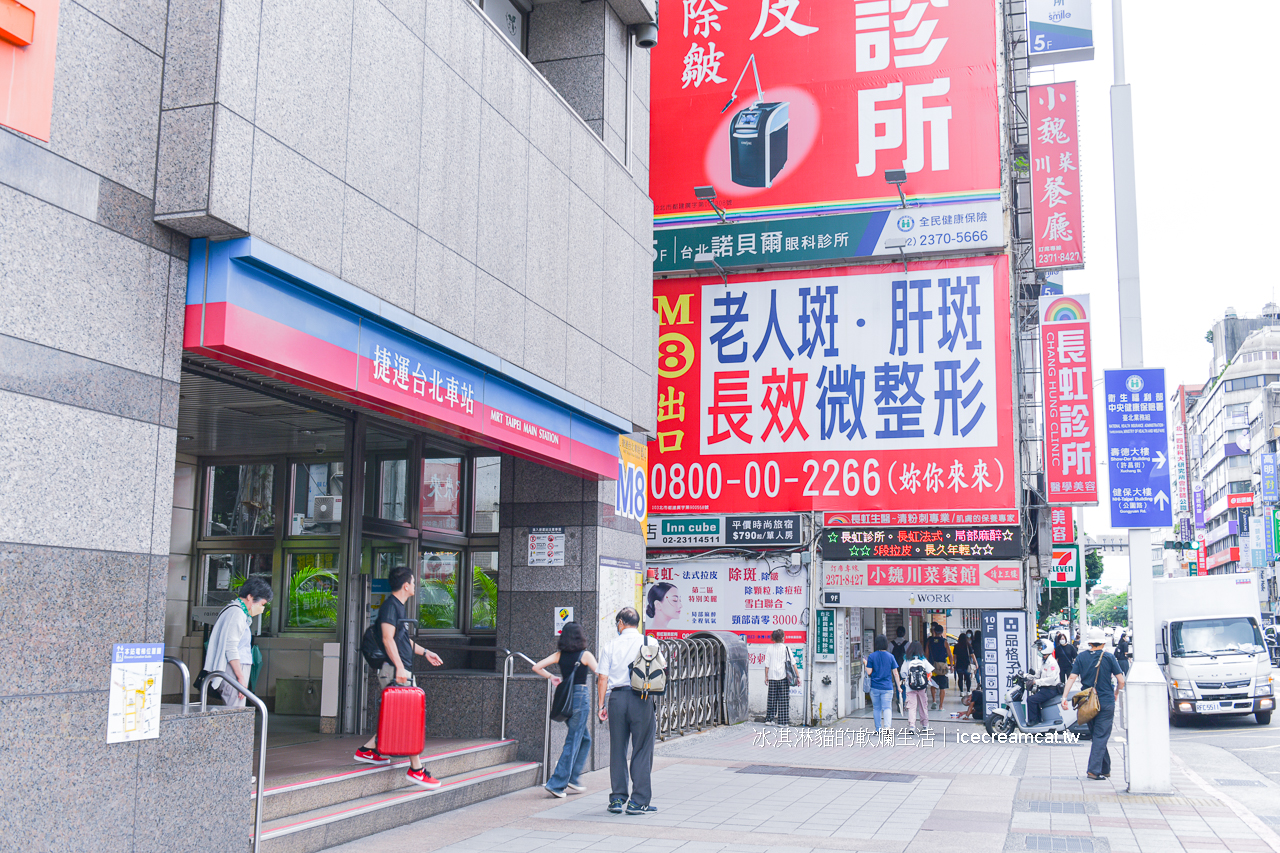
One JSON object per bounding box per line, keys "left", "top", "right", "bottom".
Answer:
{"left": 1032, "top": 3, "right": 1280, "bottom": 593}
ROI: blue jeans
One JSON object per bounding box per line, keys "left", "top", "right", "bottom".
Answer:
{"left": 546, "top": 684, "right": 592, "bottom": 793}
{"left": 870, "top": 688, "right": 894, "bottom": 731}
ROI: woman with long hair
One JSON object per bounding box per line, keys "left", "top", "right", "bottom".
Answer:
{"left": 646, "top": 582, "right": 682, "bottom": 629}
{"left": 532, "top": 621, "right": 598, "bottom": 797}
{"left": 953, "top": 632, "right": 973, "bottom": 694}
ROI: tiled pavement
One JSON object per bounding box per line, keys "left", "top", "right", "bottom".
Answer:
{"left": 322, "top": 719, "right": 1280, "bottom": 853}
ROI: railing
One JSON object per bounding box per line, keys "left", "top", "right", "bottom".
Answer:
{"left": 163, "top": 656, "right": 191, "bottom": 715}
{"left": 501, "top": 649, "right": 554, "bottom": 784}
{"left": 201, "top": 671, "right": 269, "bottom": 853}
{"left": 651, "top": 637, "right": 726, "bottom": 741}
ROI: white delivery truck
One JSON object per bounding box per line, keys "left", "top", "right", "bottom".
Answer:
{"left": 1154, "top": 573, "right": 1275, "bottom": 726}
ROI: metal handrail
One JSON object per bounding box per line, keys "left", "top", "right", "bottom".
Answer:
{"left": 162, "top": 656, "right": 191, "bottom": 715}
{"left": 201, "top": 671, "right": 268, "bottom": 853}
{"left": 500, "top": 649, "right": 554, "bottom": 784}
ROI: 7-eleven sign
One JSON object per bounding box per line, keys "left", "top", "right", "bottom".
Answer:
{"left": 1048, "top": 544, "right": 1081, "bottom": 587}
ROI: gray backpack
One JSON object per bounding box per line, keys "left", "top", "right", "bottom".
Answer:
{"left": 629, "top": 637, "right": 668, "bottom": 697}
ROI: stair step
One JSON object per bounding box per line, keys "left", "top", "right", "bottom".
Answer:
{"left": 255, "top": 739, "right": 518, "bottom": 822}
{"left": 258, "top": 761, "right": 541, "bottom": 853}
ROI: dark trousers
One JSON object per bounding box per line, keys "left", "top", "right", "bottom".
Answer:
{"left": 1087, "top": 701, "right": 1115, "bottom": 776}
{"left": 608, "top": 688, "right": 656, "bottom": 806}
{"left": 1026, "top": 685, "right": 1061, "bottom": 724}
{"left": 955, "top": 664, "right": 972, "bottom": 693}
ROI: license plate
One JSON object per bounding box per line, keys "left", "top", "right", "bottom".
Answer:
{"left": 1195, "top": 701, "right": 1225, "bottom": 713}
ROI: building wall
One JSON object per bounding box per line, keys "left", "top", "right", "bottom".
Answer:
{"left": 154, "top": 0, "right": 657, "bottom": 433}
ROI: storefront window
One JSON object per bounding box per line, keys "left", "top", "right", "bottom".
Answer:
{"left": 205, "top": 464, "right": 275, "bottom": 536}
{"left": 470, "top": 551, "right": 498, "bottom": 630}
{"left": 365, "top": 430, "right": 411, "bottom": 523}
{"left": 380, "top": 459, "right": 408, "bottom": 522}
{"left": 473, "top": 457, "right": 501, "bottom": 533}
{"left": 420, "top": 457, "right": 462, "bottom": 531}
{"left": 290, "top": 462, "right": 344, "bottom": 535}
{"left": 419, "top": 549, "right": 461, "bottom": 629}
{"left": 286, "top": 552, "right": 339, "bottom": 630}
{"left": 200, "top": 553, "right": 273, "bottom": 611}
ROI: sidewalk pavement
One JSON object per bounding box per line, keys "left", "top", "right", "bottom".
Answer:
{"left": 325, "top": 714, "right": 1280, "bottom": 853}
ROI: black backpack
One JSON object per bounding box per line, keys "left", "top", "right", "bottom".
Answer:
{"left": 360, "top": 622, "right": 389, "bottom": 669}
{"left": 906, "top": 661, "right": 930, "bottom": 691}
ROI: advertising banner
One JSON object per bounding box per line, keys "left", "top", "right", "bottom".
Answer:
{"left": 649, "top": 257, "right": 1015, "bottom": 514}
{"left": 1171, "top": 419, "right": 1189, "bottom": 514}
{"left": 1194, "top": 487, "right": 1206, "bottom": 529}
{"left": 1229, "top": 493, "right": 1255, "bottom": 509}
{"left": 822, "top": 561, "right": 1022, "bottom": 609}
{"left": 1264, "top": 454, "right": 1279, "bottom": 504}
{"left": 648, "top": 514, "right": 803, "bottom": 547}
{"left": 820, "top": 525, "right": 1021, "bottom": 561}
{"left": 824, "top": 510, "right": 1018, "bottom": 526}
{"left": 650, "top": 0, "right": 999, "bottom": 227}
{"left": 644, "top": 557, "right": 808, "bottom": 642}
{"left": 1028, "top": 82, "right": 1084, "bottom": 269}
{"left": 1028, "top": 0, "right": 1094, "bottom": 66}
{"left": 1040, "top": 295, "right": 1098, "bottom": 505}
{"left": 1104, "top": 369, "right": 1172, "bottom": 528}
{"left": 982, "top": 610, "right": 1029, "bottom": 710}
{"left": 615, "top": 435, "right": 649, "bottom": 530}
{"left": 598, "top": 556, "right": 642, "bottom": 648}
{"left": 1050, "top": 507, "right": 1074, "bottom": 543}
{"left": 1267, "top": 507, "right": 1276, "bottom": 564}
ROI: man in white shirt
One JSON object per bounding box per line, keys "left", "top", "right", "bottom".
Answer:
{"left": 1026, "top": 639, "right": 1062, "bottom": 725}
{"left": 595, "top": 607, "right": 657, "bottom": 816}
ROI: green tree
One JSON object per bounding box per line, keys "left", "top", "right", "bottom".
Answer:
{"left": 1089, "top": 590, "right": 1128, "bottom": 625}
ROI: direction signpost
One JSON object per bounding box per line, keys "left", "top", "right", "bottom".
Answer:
{"left": 1103, "top": 369, "right": 1173, "bottom": 529}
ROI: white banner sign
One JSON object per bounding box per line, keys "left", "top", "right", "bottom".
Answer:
{"left": 645, "top": 557, "right": 808, "bottom": 643}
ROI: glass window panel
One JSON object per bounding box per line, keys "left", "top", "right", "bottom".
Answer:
{"left": 473, "top": 457, "right": 501, "bottom": 533}
{"left": 200, "top": 553, "right": 273, "bottom": 612}
{"left": 420, "top": 458, "right": 462, "bottom": 530}
{"left": 290, "top": 462, "right": 344, "bottom": 535}
{"left": 286, "top": 552, "right": 339, "bottom": 630}
{"left": 419, "top": 550, "right": 461, "bottom": 630}
{"left": 205, "top": 464, "right": 275, "bottom": 537}
{"left": 380, "top": 459, "right": 408, "bottom": 522}
{"left": 470, "top": 550, "right": 498, "bottom": 631}
{"left": 365, "top": 429, "right": 411, "bottom": 523}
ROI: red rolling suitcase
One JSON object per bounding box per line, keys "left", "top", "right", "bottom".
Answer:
{"left": 377, "top": 684, "right": 426, "bottom": 756}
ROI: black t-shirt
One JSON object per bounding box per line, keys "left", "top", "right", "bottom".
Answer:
{"left": 376, "top": 595, "right": 414, "bottom": 670}
{"left": 1115, "top": 638, "right": 1130, "bottom": 660}
{"left": 926, "top": 635, "right": 949, "bottom": 665}
{"left": 954, "top": 642, "right": 971, "bottom": 667}
{"left": 1071, "top": 649, "right": 1123, "bottom": 701}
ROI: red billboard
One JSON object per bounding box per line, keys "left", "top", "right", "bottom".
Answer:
{"left": 1040, "top": 294, "right": 1098, "bottom": 506}
{"left": 1050, "top": 506, "right": 1074, "bottom": 543}
{"left": 649, "top": 256, "right": 1015, "bottom": 514}
{"left": 650, "top": 0, "right": 1000, "bottom": 225}
{"left": 1028, "top": 82, "right": 1084, "bottom": 269}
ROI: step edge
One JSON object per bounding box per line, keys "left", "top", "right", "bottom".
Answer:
{"left": 256, "top": 740, "right": 518, "bottom": 797}
{"left": 258, "top": 762, "right": 541, "bottom": 840}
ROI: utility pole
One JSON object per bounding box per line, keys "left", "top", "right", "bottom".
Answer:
{"left": 1110, "top": 0, "right": 1171, "bottom": 792}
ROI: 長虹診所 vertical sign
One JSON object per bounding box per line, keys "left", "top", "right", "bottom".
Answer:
{"left": 1028, "top": 82, "right": 1084, "bottom": 270}
{"left": 1040, "top": 294, "right": 1098, "bottom": 506}
{"left": 1104, "top": 369, "right": 1173, "bottom": 528}
{"left": 649, "top": 0, "right": 999, "bottom": 227}
{"left": 648, "top": 257, "right": 1015, "bottom": 514}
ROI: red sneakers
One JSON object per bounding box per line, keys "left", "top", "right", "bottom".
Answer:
{"left": 406, "top": 768, "right": 442, "bottom": 790}
{"left": 354, "top": 747, "right": 391, "bottom": 766}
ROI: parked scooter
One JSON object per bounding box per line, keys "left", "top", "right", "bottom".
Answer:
{"left": 984, "top": 670, "right": 1091, "bottom": 740}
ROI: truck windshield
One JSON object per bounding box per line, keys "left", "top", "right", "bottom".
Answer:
{"left": 1170, "top": 617, "right": 1266, "bottom": 657}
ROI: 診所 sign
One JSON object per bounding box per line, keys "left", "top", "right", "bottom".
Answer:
{"left": 819, "top": 525, "right": 1021, "bottom": 561}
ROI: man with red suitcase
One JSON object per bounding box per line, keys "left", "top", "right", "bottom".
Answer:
{"left": 355, "top": 566, "right": 444, "bottom": 789}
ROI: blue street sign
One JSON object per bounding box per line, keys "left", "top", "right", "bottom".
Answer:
{"left": 1104, "top": 368, "right": 1172, "bottom": 528}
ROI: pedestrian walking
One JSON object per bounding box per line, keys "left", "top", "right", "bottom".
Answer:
{"left": 864, "top": 635, "right": 900, "bottom": 732}
{"left": 353, "top": 566, "right": 444, "bottom": 790}
{"left": 899, "top": 641, "right": 932, "bottom": 733}
{"left": 889, "top": 626, "right": 908, "bottom": 711}
{"left": 1114, "top": 630, "right": 1131, "bottom": 675}
{"left": 202, "top": 576, "right": 272, "bottom": 707}
{"left": 596, "top": 608, "right": 659, "bottom": 815}
{"left": 953, "top": 632, "right": 973, "bottom": 694}
{"left": 1061, "top": 626, "right": 1125, "bottom": 780}
{"left": 533, "top": 622, "right": 599, "bottom": 798}
{"left": 763, "top": 629, "right": 792, "bottom": 726}
{"left": 1054, "top": 633, "right": 1077, "bottom": 676}
{"left": 925, "top": 622, "right": 950, "bottom": 711}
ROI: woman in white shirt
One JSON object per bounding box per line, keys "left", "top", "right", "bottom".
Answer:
{"left": 763, "top": 629, "right": 791, "bottom": 726}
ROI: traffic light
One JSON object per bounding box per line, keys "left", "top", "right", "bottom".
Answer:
{"left": 1163, "top": 540, "right": 1194, "bottom": 551}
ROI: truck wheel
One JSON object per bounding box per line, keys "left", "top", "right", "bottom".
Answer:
{"left": 1169, "top": 714, "right": 1185, "bottom": 728}
{"left": 1257, "top": 712, "right": 1272, "bottom": 725}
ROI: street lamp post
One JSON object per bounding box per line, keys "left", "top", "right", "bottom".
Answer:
{"left": 1110, "top": 0, "right": 1171, "bottom": 793}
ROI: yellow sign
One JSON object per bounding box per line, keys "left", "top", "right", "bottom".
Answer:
{"left": 617, "top": 435, "right": 648, "bottom": 531}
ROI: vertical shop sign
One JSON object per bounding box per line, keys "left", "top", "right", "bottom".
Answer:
{"left": 981, "top": 611, "right": 1028, "bottom": 712}
{"left": 814, "top": 609, "right": 836, "bottom": 662}
{"left": 1050, "top": 507, "right": 1074, "bottom": 543}
{"left": 1263, "top": 454, "right": 1279, "bottom": 504}
{"left": 1171, "top": 419, "right": 1189, "bottom": 514}
{"left": 616, "top": 435, "right": 649, "bottom": 530}
{"left": 1028, "top": 0, "right": 1094, "bottom": 66}
{"left": 1194, "top": 487, "right": 1206, "bottom": 529}
{"left": 1040, "top": 295, "right": 1098, "bottom": 505}
{"left": 1028, "top": 82, "right": 1084, "bottom": 269}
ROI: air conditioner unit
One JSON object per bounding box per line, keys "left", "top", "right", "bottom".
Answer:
{"left": 313, "top": 496, "right": 342, "bottom": 522}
